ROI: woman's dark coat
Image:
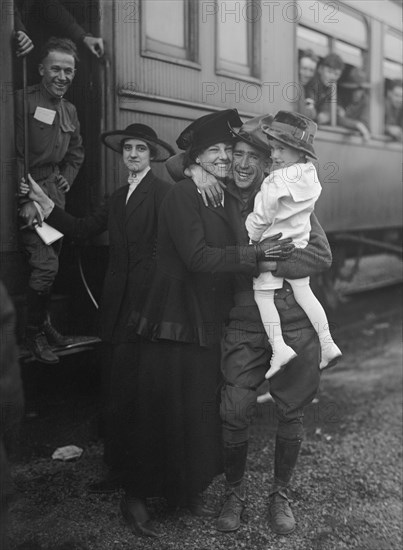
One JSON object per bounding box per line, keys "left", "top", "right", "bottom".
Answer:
{"left": 46, "top": 171, "right": 171, "bottom": 342}
{"left": 130, "top": 178, "right": 258, "bottom": 347}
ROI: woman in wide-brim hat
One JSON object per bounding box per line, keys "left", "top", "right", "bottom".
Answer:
{"left": 101, "top": 122, "right": 174, "bottom": 161}
{"left": 20, "top": 121, "right": 174, "bottom": 537}
{"left": 125, "top": 108, "right": 278, "bottom": 519}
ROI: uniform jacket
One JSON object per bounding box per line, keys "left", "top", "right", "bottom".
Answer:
{"left": 46, "top": 171, "right": 171, "bottom": 342}
{"left": 305, "top": 75, "right": 335, "bottom": 121}
{"left": 129, "top": 178, "right": 259, "bottom": 347}
{"left": 16, "top": 83, "right": 84, "bottom": 209}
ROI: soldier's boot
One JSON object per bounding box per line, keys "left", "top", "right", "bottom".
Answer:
{"left": 268, "top": 487, "right": 295, "bottom": 535}
{"left": 42, "top": 310, "right": 69, "bottom": 347}
{"left": 268, "top": 435, "right": 302, "bottom": 535}
{"left": 216, "top": 442, "right": 248, "bottom": 532}
{"left": 25, "top": 288, "right": 59, "bottom": 364}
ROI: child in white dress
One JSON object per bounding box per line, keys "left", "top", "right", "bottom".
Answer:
{"left": 246, "top": 111, "right": 342, "bottom": 380}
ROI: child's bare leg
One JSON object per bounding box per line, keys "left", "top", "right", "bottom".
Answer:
{"left": 254, "top": 290, "right": 297, "bottom": 380}
{"left": 288, "top": 279, "right": 342, "bottom": 369}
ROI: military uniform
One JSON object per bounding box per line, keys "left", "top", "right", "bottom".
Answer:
{"left": 16, "top": 83, "right": 83, "bottom": 291}
{"left": 16, "top": 82, "right": 84, "bottom": 362}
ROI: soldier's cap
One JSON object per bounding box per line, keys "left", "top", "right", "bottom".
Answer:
{"left": 229, "top": 114, "right": 273, "bottom": 154}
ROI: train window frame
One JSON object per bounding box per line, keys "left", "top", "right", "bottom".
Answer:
{"left": 383, "top": 28, "right": 403, "bottom": 80}
{"left": 140, "top": 0, "right": 200, "bottom": 70}
{"left": 215, "top": 0, "right": 262, "bottom": 83}
{"left": 297, "top": 1, "right": 370, "bottom": 129}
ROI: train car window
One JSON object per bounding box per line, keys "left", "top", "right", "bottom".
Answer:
{"left": 141, "top": 0, "right": 197, "bottom": 63}
{"left": 297, "top": 26, "right": 329, "bottom": 59}
{"left": 298, "top": 0, "right": 366, "bottom": 49}
{"left": 297, "top": 0, "right": 369, "bottom": 129}
{"left": 216, "top": 0, "right": 260, "bottom": 79}
{"left": 383, "top": 29, "right": 403, "bottom": 81}
{"left": 333, "top": 41, "right": 364, "bottom": 69}
{"left": 383, "top": 29, "right": 402, "bottom": 141}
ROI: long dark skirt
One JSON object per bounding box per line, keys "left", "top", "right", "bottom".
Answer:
{"left": 104, "top": 339, "right": 223, "bottom": 507}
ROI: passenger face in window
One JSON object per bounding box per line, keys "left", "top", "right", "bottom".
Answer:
{"left": 351, "top": 88, "right": 366, "bottom": 103}
{"left": 122, "top": 139, "right": 152, "bottom": 174}
{"left": 318, "top": 65, "right": 343, "bottom": 87}
{"left": 232, "top": 141, "right": 269, "bottom": 190}
{"left": 195, "top": 142, "right": 233, "bottom": 181}
{"left": 299, "top": 56, "right": 317, "bottom": 86}
{"left": 387, "top": 85, "right": 403, "bottom": 110}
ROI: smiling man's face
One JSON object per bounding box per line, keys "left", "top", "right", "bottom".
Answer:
{"left": 39, "top": 50, "right": 76, "bottom": 98}
{"left": 232, "top": 141, "right": 270, "bottom": 190}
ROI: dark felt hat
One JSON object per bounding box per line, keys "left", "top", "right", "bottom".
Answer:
{"left": 176, "top": 109, "right": 243, "bottom": 151}
{"left": 101, "top": 123, "right": 174, "bottom": 162}
{"left": 339, "top": 67, "right": 370, "bottom": 89}
{"left": 261, "top": 111, "right": 318, "bottom": 160}
{"left": 321, "top": 53, "right": 345, "bottom": 71}
{"left": 229, "top": 114, "right": 273, "bottom": 154}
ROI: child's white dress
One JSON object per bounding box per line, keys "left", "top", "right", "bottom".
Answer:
{"left": 245, "top": 161, "right": 321, "bottom": 290}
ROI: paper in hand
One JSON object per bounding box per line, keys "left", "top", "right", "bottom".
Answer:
{"left": 34, "top": 222, "right": 64, "bottom": 245}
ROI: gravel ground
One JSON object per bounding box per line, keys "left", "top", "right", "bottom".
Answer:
{"left": 7, "top": 287, "right": 403, "bottom": 550}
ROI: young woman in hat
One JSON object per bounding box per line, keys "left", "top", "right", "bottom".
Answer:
{"left": 19, "top": 123, "right": 175, "bottom": 536}
{"left": 245, "top": 111, "right": 342, "bottom": 387}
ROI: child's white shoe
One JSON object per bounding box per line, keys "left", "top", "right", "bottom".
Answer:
{"left": 320, "top": 342, "right": 342, "bottom": 370}
{"left": 265, "top": 344, "right": 297, "bottom": 380}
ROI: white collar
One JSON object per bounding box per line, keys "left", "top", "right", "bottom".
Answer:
{"left": 128, "top": 166, "right": 151, "bottom": 186}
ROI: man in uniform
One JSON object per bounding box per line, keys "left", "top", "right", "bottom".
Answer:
{"left": 17, "top": 37, "right": 84, "bottom": 364}
{"left": 216, "top": 116, "right": 331, "bottom": 535}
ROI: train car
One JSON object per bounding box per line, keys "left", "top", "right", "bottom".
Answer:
{"left": 0, "top": 0, "right": 401, "bottom": 349}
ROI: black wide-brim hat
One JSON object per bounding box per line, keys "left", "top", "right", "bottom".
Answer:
{"left": 176, "top": 109, "right": 243, "bottom": 151}
{"left": 261, "top": 111, "right": 318, "bottom": 160}
{"left": 101, "top": 123, "right": 175, "bottom": 162}
{"left": 229, "top": 114, "right": 273, "bottom": 154}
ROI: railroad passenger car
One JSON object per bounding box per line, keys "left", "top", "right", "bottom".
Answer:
{"left": 0, "top": 0, "right": 401, "bottom": 343}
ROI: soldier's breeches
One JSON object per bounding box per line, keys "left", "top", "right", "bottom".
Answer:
{"left": 21, "top": 230, "right": 61, "bottom": 293}
{"left": 220, "top": 320, "right": 321, "bottom": 445}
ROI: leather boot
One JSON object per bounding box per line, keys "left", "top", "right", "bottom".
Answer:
{"left": 268, "top": 436, "right": 302, "bottom": 535}
{"left": 268, "top": 487, "right": 295, "bottom": 534}
{"left": 216, "top": 441, "right": 248, "bottom": 532}
{"left": 42, "top": 312, "right": 69, "bottom": 347}
{"left": 25, "top": 289, "right": 59, "bottom": 364}
{"left": 25, "top": 326, "right": 59, "bottom": 364}
{"left": 216, "top": 481, "right": 246, "bottom": 532}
